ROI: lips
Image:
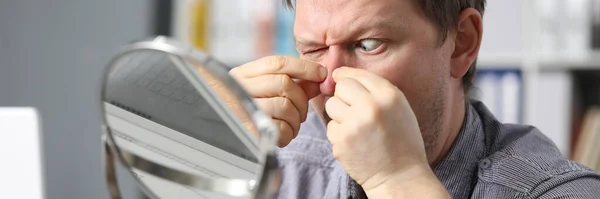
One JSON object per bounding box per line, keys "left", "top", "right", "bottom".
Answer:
{"left": 319, "top": 74, "right": 336, "bottom": 96}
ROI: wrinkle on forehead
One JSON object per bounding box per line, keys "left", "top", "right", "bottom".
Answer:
{"left": 304, "top": 0, "right": 353, "bottom": 11}
{"left": 295, "top": 0, "right": 411, "bottom": 45}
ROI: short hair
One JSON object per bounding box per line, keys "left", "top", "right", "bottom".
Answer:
{"left": 282, "top": 0, "right": 486, "bottom": 94}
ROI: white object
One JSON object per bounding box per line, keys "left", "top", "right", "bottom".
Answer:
{"left": 532, "top": 72, "right": 573, "bottom": 156}
{"left": 210, "top": 0, "right": 257, "bottom": 65}
{"left": 479, "top": 0, "right": 523, "bottom": 66}
{"left": 500, "top": 72, "right": 521, "bottom": 124}
{"left": 475, "top": 72, "right": 501, "bottom": 119}
{"left": 0, "top": 107, "right": 45, "bottom": 199}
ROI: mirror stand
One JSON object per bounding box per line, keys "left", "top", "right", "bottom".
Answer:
{"left": 103, "top": 133, "right": 123, "bottom": 199}
{"left": 103, "top": 131, "right": 280, "bottom": 199}
{"left": 103, "top": 132, "right": 281, "bottom": 199}
{"left": 103, "top": 133, "right": 281, "bottom": 199}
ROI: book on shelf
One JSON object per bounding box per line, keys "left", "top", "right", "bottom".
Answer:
{"left": 473, "top": 70, "right": 576, "bottom": 156}
{"left": 592, "top": 0, "right": 600, "bottom": 49}
{"left": 570, "top": 71, "right": 600, "bottom": 171}
{"left": 471, "top": 69, "right": 523, "bottom": 124}
{"left": 572, "top": 107, "right": 600, "bottom": 172}
{"left": 174, "top": 0, "right": 297, "bottom": 67}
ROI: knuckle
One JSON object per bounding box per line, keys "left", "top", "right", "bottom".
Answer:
{"left": 340, "top": 129, "right": 356, "bottom": 146}
{"left": 257, "top": 99, "right": 276, "bottom": 117}
{"left": 363, "top": 100, "right": 383, "bottom": 121}
{"left": 279, "top": 75, "right": 293, "bottom": 96}
{"left": 383, "top": 88, "right": 404, "bottom": 109}
{"left": 299, "top": 60, "right": 310, "bottom": 74}
{"left": 268, "top": 56, "right": 287, "bottom": 71}
{"left": 396, "top": 89, "right": 407, "bottom": 100}
{"left": 280, "top": 97, "right": 296, "bottom": 114}
{"left": 347, "top": 121, "right": 363, "bottom": 136}
{"left": 255, "top": 99, "right": 269, "bottom": 110}
{"left": 276, "top": 120, "right": 293, "bottom": 145}
{"left": 381, "top": 92, "right": 397, "bottom": 108}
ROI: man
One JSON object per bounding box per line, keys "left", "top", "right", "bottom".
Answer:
{"left": 230, "top": 0, "right": 600, "bottom": 198}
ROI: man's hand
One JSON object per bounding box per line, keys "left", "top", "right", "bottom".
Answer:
{"left": 229, "top": 56, "right": 327, "bottom": 147}
{"left": 325, "top": 67, "right": 450, "bottom": 198}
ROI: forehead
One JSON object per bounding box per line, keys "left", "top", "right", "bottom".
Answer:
{"left": 294, "top": 0, "right": 422, "bottom": 42}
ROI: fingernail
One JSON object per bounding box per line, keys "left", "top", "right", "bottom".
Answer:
{"left": 319, "top": 67, "right": 328, "bottom": 79}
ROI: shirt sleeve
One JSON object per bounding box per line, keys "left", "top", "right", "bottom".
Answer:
{"left": 529, "top": 171, "right": 600, "bottom": 199}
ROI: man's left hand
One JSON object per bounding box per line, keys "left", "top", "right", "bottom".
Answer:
{"left": 325, "top": 67, "right": 447, "bottom": 197}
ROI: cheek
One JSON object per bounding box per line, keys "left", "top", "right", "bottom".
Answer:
{"left": 357, "top": 45, "right": 449, "bottom": 113}
{"left": 358, "top": 45, "right": 427, "bottom": 97}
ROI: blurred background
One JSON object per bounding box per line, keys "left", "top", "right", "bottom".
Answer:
{"left": 0, "top": 0, "right": 599, "bottom": 198}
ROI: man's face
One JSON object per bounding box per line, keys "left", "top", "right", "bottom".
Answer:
{"left": 294, "top": 0, "right": 457, "bottom": 158}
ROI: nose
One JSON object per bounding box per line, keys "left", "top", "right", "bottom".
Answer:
{"left": 319, "top": 47, "right": 348, "bottom": 96}
{"left": 320, "top": 70, "right": 336, "bottom": 96}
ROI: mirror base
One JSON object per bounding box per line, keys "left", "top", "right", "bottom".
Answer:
{"left": 103, "top": 134, "right": 123, "bottom": 199}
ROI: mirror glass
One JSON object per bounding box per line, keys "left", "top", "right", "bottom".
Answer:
{"left": 101, "top": 48, "right": 268, "bottom": 198}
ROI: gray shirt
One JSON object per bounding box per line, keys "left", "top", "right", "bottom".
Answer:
{"left": 275, "top": 100, "right": 600, "bottom": 198}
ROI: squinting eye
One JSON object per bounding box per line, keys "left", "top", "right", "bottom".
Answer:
{"left": 358, "top": 39, "right": 383, "bottom": 52}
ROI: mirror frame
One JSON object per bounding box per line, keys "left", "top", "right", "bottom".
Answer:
{"left": 99, "top": 36, "right": 281, "bottom": 199}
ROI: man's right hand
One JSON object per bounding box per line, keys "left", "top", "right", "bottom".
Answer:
{"left": 229, "top": 56, "right": 327, "bottom": 147}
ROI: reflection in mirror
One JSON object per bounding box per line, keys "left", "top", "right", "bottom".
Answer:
{"left": 189, "top": 58, "right": 261, "bottom": 139}
{"left": 102, "top": 49, "right": 263, "bottom": 198}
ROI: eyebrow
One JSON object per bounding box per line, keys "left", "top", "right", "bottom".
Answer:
{"left": 294, "top": 38, "right": 322, "bottom": 49}
{"left": 350, "top": 15, "right": 405, "bottom": 37}
{"left": 294, "top": 18, "right": 402, "bottom": 48}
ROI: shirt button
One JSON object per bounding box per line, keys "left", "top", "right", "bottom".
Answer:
{"left": 479, "top": 158, "right": 492, "bottom": 169}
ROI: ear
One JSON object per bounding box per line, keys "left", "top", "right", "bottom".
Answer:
{"left": 450, "top": 8, "right": 483, "bottom": 79}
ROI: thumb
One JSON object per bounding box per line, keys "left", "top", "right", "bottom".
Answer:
{"left": 297, "top": 79, "right": 321, "bottom": 99}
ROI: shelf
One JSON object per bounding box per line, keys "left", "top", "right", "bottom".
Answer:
{"left": 539, "top": 52, "right": 600, "bottom": 70}
{"left": 477, "top": 52, "right": 523, "bottom": 69}
{"left": 477, "top": 51, "right": 600, "bottom": 70}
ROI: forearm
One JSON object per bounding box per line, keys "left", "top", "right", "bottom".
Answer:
{"left": 365, "top": 166, "right": 451, "bottom": 199}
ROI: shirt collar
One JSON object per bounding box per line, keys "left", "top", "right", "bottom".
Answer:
{"left": 432, "top": 100, "right": 488, "bottom": 199}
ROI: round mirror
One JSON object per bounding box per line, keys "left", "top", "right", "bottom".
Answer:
{"left": 100, "top": 37, "right": 280, "bottom": 199}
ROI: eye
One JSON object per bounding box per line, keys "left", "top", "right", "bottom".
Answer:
{"left": 300, "top": 47, "right": 327, "bottom": 60}
{"left": 304, "top": 48, "right": 321, "bottom": 54}
{"left": 357, "top": 39, "right": 383, "bottom": 52}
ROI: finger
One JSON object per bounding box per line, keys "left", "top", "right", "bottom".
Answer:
{"left": 296, "top": 80, "right": 321, "bottom": 99}
{"left": 255, "top": 97, "right": 302, "bottom": 133}
{"left": 332, "top": 67, "right": 393, "bottom": 93}
{"left": 242, "top": 74, "right": 309, "bottom": 121}
{"left": 231, "top": 56, "right": 327, "bottom": 82}
{"left": 324, "top": 97, "right": 350, "bottom": 123}
{"left": 334, "top": 77, "right": 371, "bottom": 105}
{"left": 272, "top": 119, "right": 295, "bottom": 147}
{"left": 325, "top": 120, "right": 343, "bottom": 145}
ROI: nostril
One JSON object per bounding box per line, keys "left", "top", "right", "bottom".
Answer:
{"left": 319, "top": 75, "right": 336, "bottom": 96}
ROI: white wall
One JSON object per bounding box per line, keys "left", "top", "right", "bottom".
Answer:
{"left": 0, "top": 0, "right": 154, "bottom": 198}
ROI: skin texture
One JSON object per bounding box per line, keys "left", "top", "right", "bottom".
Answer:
{"left": 230, "top": 0, "right": 483, "bottom": 197}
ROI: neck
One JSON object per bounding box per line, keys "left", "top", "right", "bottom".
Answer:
{"left": 431, "top": 92, "right": 467, "bottom": 166}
